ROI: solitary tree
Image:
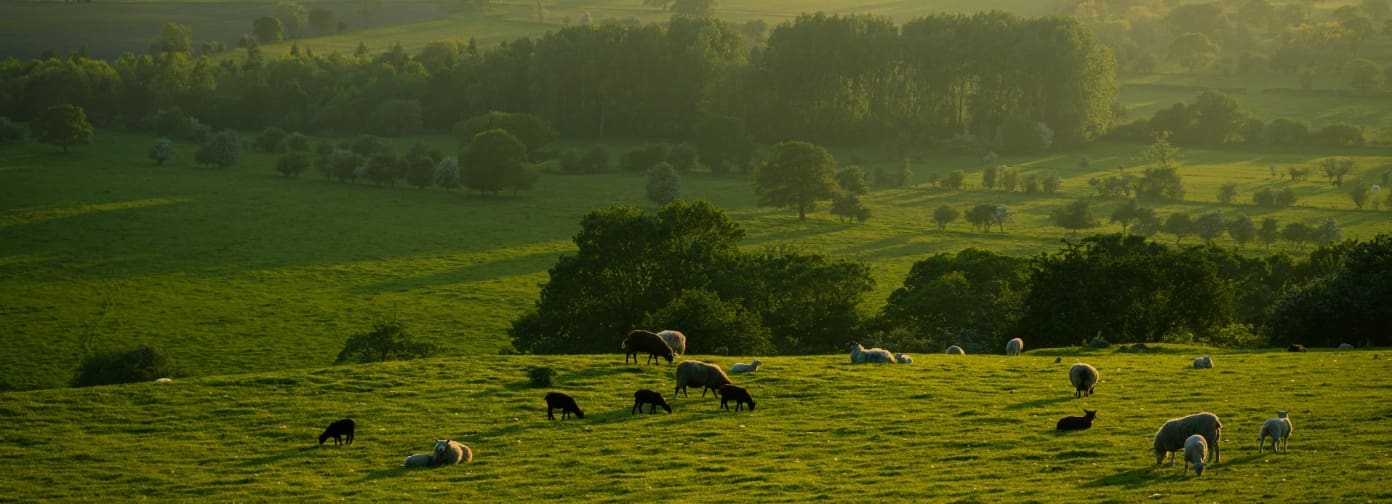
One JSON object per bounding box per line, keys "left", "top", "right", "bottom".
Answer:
{"left": 1054, "top": 199, "right": 1099, "bottom": 237}
{"left": 253, "top": 16, "right": 285, "bottom": 44}
{"left": 1109, "top": 199, "right": 1142, "bottom": 234}
{"left": 276, "top": 152, "right": 310, "bottom": 177}
{"left": 1217, "top": 181, "right": 1238, "bottom": 204}
{"left": 829, "top": 193, "right": 870, "bottom": 223}
{"left": 194, "top": 130, "right": 240, "bottom": 168}
{"left": 932, "top": 204, "right": 959, "bottom": 231}
{"left": 148, "top": 138, "right": 175, "bottom": 165}
{"left": 1195, "top": 211, "right": 1225, "bottom": 243}
{"left": 1349, "top": 179, "right": 1372, "bottom": 209}
{"left": 646, "top": 161, "right": 681, "bottom": 205}
{"left": 461, "top": 128, "right": 527, "bottom": 195}
{"left": 31, "top": 104, "right": 93, "bottom": 153}
{"left": 836, "top": 166, "right": 869, "bottom": 195}
{"left": 1164, "top": 212, "right": 1194, "bottom": 244}
{"left": 1228, "top": 214, "right": 1256, "bottom": 248}
{"left": 754, "top": 141, "right": 840, "bottom": 221}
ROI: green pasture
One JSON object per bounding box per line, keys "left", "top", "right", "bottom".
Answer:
{"left": 3, "top": 130, "right": 1392, "bottom": 390}
{"left": 0, "top": 347, "right": 1388, "bottom": 501}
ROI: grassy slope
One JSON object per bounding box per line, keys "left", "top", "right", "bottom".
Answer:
{"left": 3, "top": 132, "right": 1392, "bottom": 390}
{"left": 1, "top": 348, "right": 1389, "bottom": 501}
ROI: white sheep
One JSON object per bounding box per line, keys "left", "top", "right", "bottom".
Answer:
{"left": 1193, "top": 355, "right": 1213, "bottom": 369}
{"left": 1153, "top": 412, "right": 1222, "bottom": 465}
{"left": 1183, "top": 434, "right": 1208, "bottom": 477}
{"left": 1005, "top": 338, "right": 1023, "bottom": 356}
{"left": 1258, "top": 410, "right": 1292, "bottom": 454}
{"left": 945, "top": 345, "right": 965, "bottom": 355}
{"left": 658, "top": 330, "right": 687, "bottom": 356}
{"left": 1069, "top": 363, "right": 1099, "bottom": 397}
{"left": 893, "top": 352, "right": 913, "bottom": 364}
{"left": 846, "top": 342, "right": 894, "bottom": 364}
{"left": 402, "top": 453, "right": 434, "bottom": 468}
{"left": 433, "top": 439, "right": 472, "bottom": 465}
{"left": 730, "top": 358, "right": 761, "bottom": 373}
{"left": 1338, "top": 343, "right": 1354, "bottom": 350}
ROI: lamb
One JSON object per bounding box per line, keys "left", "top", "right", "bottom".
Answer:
{"left": 1193, "top": 355, "right": 1213, "bottom": 369}
{"left": 1338, "top": 343, "right": 1354, "bottom": 350}
{"left": 894, "top": 353, "right": 913, "bottom": 364}
{"left": 657, "top": 330, "right": 687, "bottom": 356}
{"left": 622, "top": 329, "right": 675, "bottom": 365}
{"left": 1288, "top": 344, "right": 1308, "bottom": 352}
{"left": 544, "top": 391, "right": 585, "bottom": 420}
{"left": 1258, "top": 410, "right": 1292, "bottom": 454}
{"left": 402, "top": 453, "right": 435, "bottom": 468}
{"left": 433, "top": 439, "right": 473, "bottom": 465}
{"left": 674, "top": 360, "right": 733, "bottom": 398}
{"left": 1055, "top": 409, "right": 1096, "bottom": 431}
{"left": 718, "top": 384, "right": 756, "bottom": 411}
{"left": 846, "top": 341, "right": 894, "bottom": 363}
{"left": 945, "top": 345, "right": 965, "bottom": 355}
{"left": 1153, "top": 412, "right": 1222, "bottom": 465}
{"left": 1183, "top": 434, "right": 1208, "bottom": 477}
{"left": 632, "top": 389, "right": 672, "bottom": 414}
{"left": 1069, "top": 363, "right": 1099, "bottom": 398}
{"left": 318, "top": 418, "right": 355, "bottom": 446}
{"left": 1005, "top": 338, "right": 1023, "bottom": 356}
{"left": 730, "top": 358, "right": 762, "bottom": 373}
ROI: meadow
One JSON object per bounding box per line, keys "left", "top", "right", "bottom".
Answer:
{"left": 0, "top": 347, "right": 1388, "bottom": 501}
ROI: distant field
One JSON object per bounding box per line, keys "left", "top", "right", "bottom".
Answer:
{"left": 0, "top": 347, "right": 1388, "bottom": 501}
{"left": 3, "top": 130, "right": 1391, "bottom": 390}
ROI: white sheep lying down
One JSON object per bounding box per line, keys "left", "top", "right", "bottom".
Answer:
{"left": 1153, "top": 412, "right": 1222, "bottom": 466}
{"left": 846, "top": 342, "right": 894, "bottom": 364}
{"left": 1193, "top": 355, "right": 1213, "bottom": 369}
{"left": 893, "top": 352, "right": 913, "bottom": 364}
{"left": 730, "top": 358, "right": 761, "bottom": 373}
{"left": 1258, "top": 410, "right": 1292, "bottom": 454}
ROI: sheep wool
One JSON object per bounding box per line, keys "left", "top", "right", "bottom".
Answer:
{"left": 945, "top": 345, "right": 966, "bottom": 355}
{"left": 1153, "top": 412, "right": 1223, "bottom": 466}
{"left": 433, "top": 439, "right": 472, "bottom": 465}
{"left": 657, "top": 330, "right": 687, "bottom": 356}
{"left": 730, "top": 358, "right": 761, "bottom": 373}
{"left": 1005, "top": 338, "right": 1023, "bottom": 356}
{"left": 1258, "top": 410, "right": 1292, "bottom": 454}
{"left": 893, "top": 353, "right": 913, "bottom": 364}
{"left": 402, "top": 453, "right": 434, "bottom": 468}
{"left": 675, "top": 360, "right": 733, "bottom": 398}
{"left": 1069, "top": 363, "right": 1099, "bottom": 398}
{"left": 1193, "top": 356, "right": 1213, "bottom": 369}
{"left": 847, "top": 342, "right": 894, "bottom": 363}
{"left": 1183, "top": 435, "right": 1208, "bottom": 477}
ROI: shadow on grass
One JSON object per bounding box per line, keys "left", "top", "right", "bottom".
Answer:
{"left": 1081, "top": 466, "right": 1162, "bottom": 488}
{"left": 1003, "top": 395, "right": 1075, "bottom": 410}
{"left": 235, "top": 445, "right": 320, "bottom": 467}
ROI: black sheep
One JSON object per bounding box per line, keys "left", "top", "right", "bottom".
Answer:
{"left": 718, "top": 384, "right": 755, "bottom": 411}
{"left": 1288, "top": 344, "right": 1308, "bottom": 352}
{"left": 622, "top": 330, "right": 675, "bottom": 365}
{"left": 1055, "top": 410, "right": 1096, "bottom": 431}
{"left": 632, "top": 389, "right": 672, "bottom": 414}
{"left": 318, "top": 418, "right": 355, "bottom": 446}
{"left": 545, "top": 392, "right": 585, "bottom": 420}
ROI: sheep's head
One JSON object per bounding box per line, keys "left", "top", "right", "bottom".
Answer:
{"left": 1084, "top": 409, "right": 1097, "bottom": 419}
{"left": 434, "top": 439, "right": 451, "bottom": 455}
{"left": 1276, "top": 410, "right": 1289, "bottom": 419}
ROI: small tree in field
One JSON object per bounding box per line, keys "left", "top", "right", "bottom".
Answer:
{"left": 1258, "top": 218, "right": 1280, "bottom": 250}
{"left": 1164, "top": 212, "right": 1193, "bottom": 244}
{"left": 646, "top": 161, "right": 681, "bottom": 205}
{"left": 754, "top": 141, "right": 840, "bottom": 221}
{"left": 335, "top": 318, "right": 437, "bottom": 365}
{"left": 461, "top": 128, "right": 527, "bottom": 195}
{"left": 195, "top": 130, "right": 240, "bottom": 168}
{"left": 932, "top": 204, "right": 959, "bottom": 231}
{"left": 837, "top": 166, "right": 869, "bottom": 195}
{"left": 276, "top": 152, "right": 310, "bottom": 177}
{"left": 149, "top": 138, "right": 175, "bottom": 165}
{"left": 830, "top": 193, "right": 870, "bottom": 223}
{"left": 1195, "top": 211, "right": 1225, "bottom": 243}
{"left": 434, "top": 156, "right": 460, "bottom": 189}
{"left": 1217, "top": 181, "right": 1238, "bottom": 204}
{"left": 1228, "top": 214, "right": 1256, "bottom": 248}
{"left": 1054, "top": 199, "right": 1098, "bottom": 237}
{"left": 32, "top": 104, "right": 93, "bottom": 153}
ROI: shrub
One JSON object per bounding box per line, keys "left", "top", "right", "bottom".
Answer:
{"left": 528, "top": 367, "right": 557, "bottom": 388}
{"left": 667, "top": 142, "right": 699, "bottom": 173}
{"left": 581, "top": 145, "right": 610, "bottom": 173}
{"left": 0, "top": 117, "right": 24, "bottom": 142}
{"left": 1311, "top": 124, "right": 1365, "bottom": 147}
{"left": 334, "top": 318, "right": 438, "bottom": 365}
{"left": 621, "top": 143, "right": 671, "bottom": 172}
{"left": 256, "top": 127, "right": 288, "bottom": 153}
{"left": 71, "top": 345, "right": 182, "bottom": 387}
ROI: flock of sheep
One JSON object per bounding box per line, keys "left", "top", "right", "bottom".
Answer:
{"left": 313, "top": 330, "right": 1302, "bottom": 476}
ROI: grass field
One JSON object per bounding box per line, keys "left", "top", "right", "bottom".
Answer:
{"left": 0, "top": 347, "right": 1388, "bottom": 501}
{"left": 3, "top": 130, "right": 1391, "bottom": 390}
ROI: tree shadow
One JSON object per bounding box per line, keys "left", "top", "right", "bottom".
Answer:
{"left": 1003, "top": 395, "right": 1075, "bottom": 410}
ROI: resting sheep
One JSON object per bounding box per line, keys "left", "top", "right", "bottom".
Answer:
{"left": 1258, "top": 410, "right": 1292, "bottom": 454}
{"left": 730, "top": 358, "right": 762, "bottom": 373}
{"left": 632, "top": 389, "right": 672, "bottom": 414}
{"left": 544, "top": 391, "right": 585, "bottom": 420}
{"left": 1288, "top": 344, "right": 1308, "bottom": 352}
{"left": 1338, "top": 343, "right": 1354, "bottom": 350}
{"left": 1005, "top": 338, "right": 1023, "bottom": 356}
{"left": 718, "top": 384, "right": 756, "bottom": 411}
{"left": 433, "top": 439, "right": 472, "bottom": 465}
{"left": 674, "top": 360, "right": 732, "bottom": 398}
{"left": 1193, "top": 355, "right": 1213, "bottom": 369}
{"left": 657, "top": 330, "right": 687, "bottom": 356}
{"left": 1183, "top": 435, "right": 1208, "bottom": 477}
{"left": 318, "top": 418, "right": 356, "bottom": 446}
{"left": 623, "top": 329, "right": 675, "bottom": 365}
{"left": 894, "top": 353, "right": 913, "bottom": 364}
{"left": 1056, "top": 409, "right": 1096, "bottom": 431}
{"left": 945, "top": 345, "right": 966, "bottom": 355}
{"left": 1153, "top": 412, "right": 1222, "bottom": 465}
{"left": 1069, "top": 363, "right": 1099, "bottom": 398}
{"left": 847, "top": 342, "right": 894, "bottom": 363}
{"left": 402, "top": 453, "right": 434, "bottom": 468}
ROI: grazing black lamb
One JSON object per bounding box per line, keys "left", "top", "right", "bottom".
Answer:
{"left": 318, "top": 418, "right": 356, "bottom": 446}
{"left": 622, "top": 329, "right": 676, "bottom": 365}
{"left": 545, "top": 392, "right": 585, "bottom": 420}
{"left": 1056, "top": 410, "right": 1096, "bottom": 431}
{"left": 632, "top": 389, "right": 672, "bottom": 414}
{"left": 718, "top": 384, "right": 756, "bottom": 411}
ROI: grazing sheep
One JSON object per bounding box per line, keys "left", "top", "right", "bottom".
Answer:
{"left": 894, "top": 353, "right": 913, "bottom": 364}
{"left": 1288, "top": 344, "right": 1308, "bottom": 352}
{"left": 544, "top": 392, "right": 585, "bottom": 420}
{"left": 846, "top": 342, "right": 894, "bottom": 363}
{"left": 1338, "top": 343, "right": 1354, "bottom": 350}
{"left": 1069, "top": 363, "right": 1099, "bottom": 398}
{"left": 402, "top": 453, "right": 434, "bottom": 468}
{"left": 1005, "top": 338, "right": 1023, "bottom": 356}
{"left": 718, "top": 384, "right": 756, "bottom": 411}
{"left": 433, "top": 439, "right": 472, "bottom": 465}
{"left": 1193, "top": 355, "right": 1213, "bottom": 369}
{"left": 657, "top": 330, "right": 687, "bottom": 356}
{"left": 1258, "top": 410, "right": 1292, "bottom": 454}
{"left": 730, "top": 358, "right": 762, "bottom": 373}
{"left": 318, "top": 418, "right": 355, "bottom": 446}
{"left": 1055, "top": 409, "right": 1096, "bottom": 431}
{"left": 1153, "top": 412, "right": 1223, "bottom": 465}
{"left": 632, "top": 389, "right": 672, "bottom": 414}
{"left": 622, "top": 329, "right": 675, "bottom": 365}
{"left": 1183, "top": 434, "right": 1208, "bottom": 477}
{"left": 945, "top": 345, "right": 966, "bottom": 355}
{"left": 674, "top": 360, "right": 733, "bottom": 398}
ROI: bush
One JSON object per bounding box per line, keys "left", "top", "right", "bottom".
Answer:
{"left": 667, "top": 142, "right": 699, "bottom": 173}
{"left": 334, "top": 318, "right": 438, "bottom": 364}
{"left": 621, "top": 143, "right": 671, "bottom": 172}
{"left": 0, "top": 117, "right": 24, "bottom": 142}
{"left": 71, "top": 345, "right": 182, "bottom": 387}
{"left": 1311, "top": 124, "right": 1365, "bottom": 147}
{"left": 528, "top": 367, "right": 557, "bottom": 388}
{"left": 581, "top": 145, "right": 610, "bottom": 173}
{"left": 256, "top": 127, "right": 288, "bottom": 153}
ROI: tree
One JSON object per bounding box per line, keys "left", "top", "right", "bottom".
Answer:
{"left": 1321, "top": 157, "right": 1354, "bottom": 187}
{"left": 932, "top": 204, "right": 959, "bottom": 231}
{"left": 641, "top": 289, "right": 772, "bottom": 356}
{"left": 1133, "top": 207, "right": 1163, "bottom": 237}
{"left": 829, "top": 193, "right": 870, "bottom": 223}
{"left": 693, "top": 114, "right": 755, "bottom": 175}
{"left": 455, "top": 111, "right": 557, "bottom": 157}
{"left": 1268, "top": 235, "right": 1392, "bottom": 348}
{"left": 31, "top": 104, "right": 93, "bottom": 153}
{"left": 942, "top": 170, "right": 966, "bottom": 190}
{"left": 1136, "top": 133, "right": 1184, "bottom": 200}
{"left": 148, "top": 138, "right": 175, "bottom": 166}
{"left": 981, "top": 164, "right": 999, "bottom": 190}
{"left": 1109, "top": 199, "right": 1142, "bottom": 234}
{"left": 754, "top": 141, "right": 840, "bottom": 221}
{"left": 356, "top": 0, "right": 384, "bottom": 26}
{"left": 1281, "top": 222, "right": 1311, "bottom": 249}
{"left": 434, "top": 157, "right": 461, "bottom": 190}
{"left": 836, "top": 166, "right": 869, "bottom": 195}
{"left": 256, "top": 127, "right": 288, "bottom": 153}
{"left": 1258, "top": 217, "right": 1280, "bottom": 250}
{"left": 71, "top": 345, "right": 182, "bottom": 387}
{"left": 460, "top": 129, "right": 527, "bottom": 195}
{"left": 965, "top": 204, "right": 996, "bottom": 232}
{"left": 194, "top": 130, "right": 239, "bottom": 169}
{"left": 1313, "top": 218, "right": 1342, "bottom": 246}
{"left": 403, "top": 144, "right": 438, "bottom": 189}
{"left": 1042, "top": 174, "right": 1063, "bottom": 194}
{"left": 1168, "top": 32, "right": 1218, "bottom": 72}
{"left": 274, "top": 1, "right": 309, "bottom": 38}
{"left": 1054, "top": 199, "right": 1098, "bottom": 237}
{"left": 335, "top": 318, "right": 437, "bottom": 364}
{"left": 0, "top": 117, "right": 23, "bottom": 143}
{"left": 1349, "top": 179, "right": 1372, "bottom": 209}
{"left": 254, "top": 16, "right": 284, "bottom": 44}
{"left": 646, "top": 161, "right": 681, "bottom": 205}
{"left": 1217, "top": 181, "right": 1238, "bottom": 204}
{"left": 275, "top": 152, "right": 310, "bottom": 177}
{"left": 1195, "top": 211, "right": 1225, "bottom": 243}
{"left": 879, "top": 248, "right": 1030, "bottom": 353}
{"left": 1347, "top": 58, "right": 1385, "bottom": 95}
{"left": 1164, "top": 212, "right": 1194, "bottom": 244}
{"left": 154, "top": 23, "right": 192, "bottom": 54}
{"left": 1228, "top": 214, "right": 1256, "bottom": 248}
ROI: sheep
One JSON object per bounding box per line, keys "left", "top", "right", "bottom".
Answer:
{"left": 1338, "top": 343, "right": 1354, "bottom": 350}
{"left": 632, "top": 389, "right": 672, "bottom": 414}
{"left": 945, "top": 345, "right": 966, "bottom": 355}
{"left": 846, "top": 341, "right": 894, "bottom": 363}
{"left": 402, "top": 453, "right": 435, "bottom": 468}
{"left": 544, "top": 391, "right": 585, "bottom": 420}
{"left": 433, "top": 439, "right": 473, "bottom": 465}
{"left": 1069, "top": 363, "right": 1099, "bottom": 398}
{"left": 894, "top": 353, "right": 913, "bottom": 364}
{"left": 1055, "top": 409, "right": 1096, "bottom": 431}
{"left": 730, "top": 358, "right": 762, "bottom": 373}
{"left": 1005, "top": 338, "right": 1023, "bottom": 356}
{"left": 1288, "top": 344, "right": 1308, "bottom": 352}
{"left": 622, "top": 329, "right": 675, "bottom": 365}
{"left": 1193, "top": 355, "right": 1213, "bottom": 369}
{"left": 1153, "top": 412, "right": 1222, "bottom": 465}
{"left": 153, "top": 377, "right": 173, "bottom": 383}
{"left": 718, "top": 384, "right": 756, "bottom": 411}
{"left": 674, "top": 360, "right": 733, "bottom": 398}
{"left": 1183, "top": 434, "right": 1208, "bottom": 477}
{"left": 657, "top": 330, "right": 687, "bottom": 356}
{"left": 1258, "top": 410, "right": 1292, "bottom": 454}
{"left": 318, "top": 418, "right": 355, "bottom": 446}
